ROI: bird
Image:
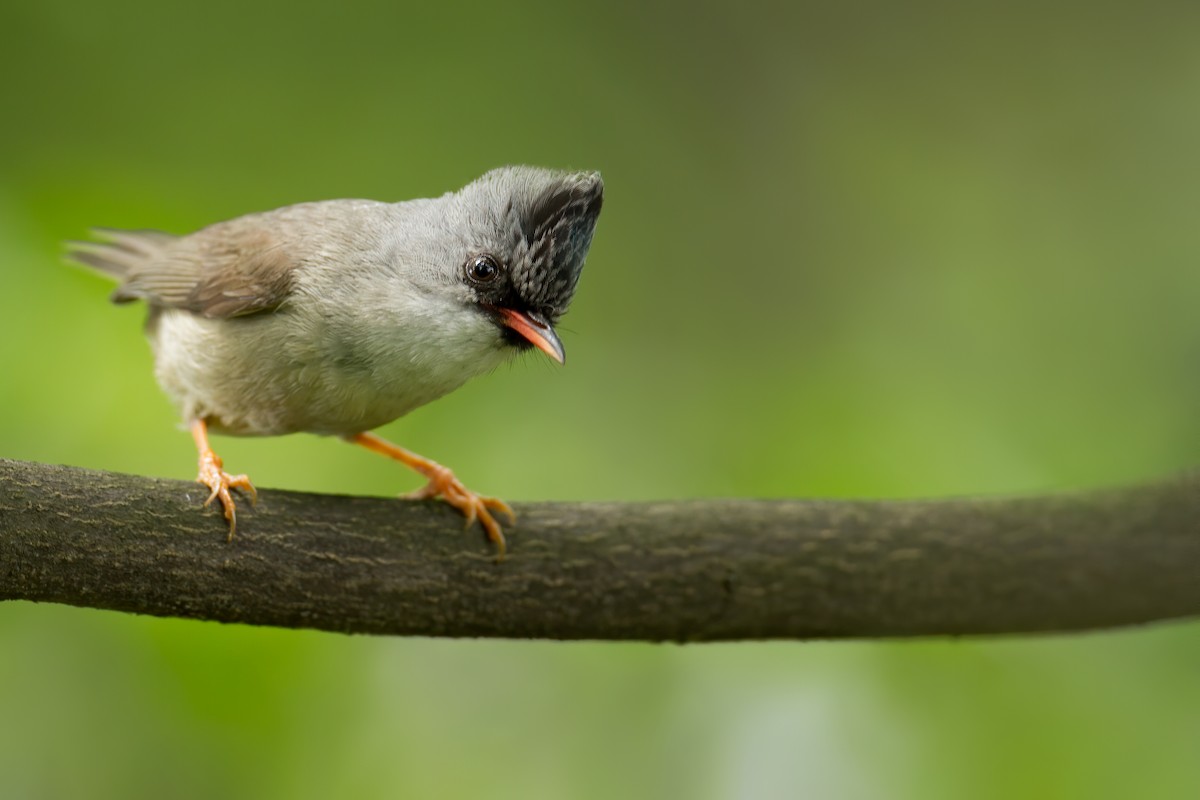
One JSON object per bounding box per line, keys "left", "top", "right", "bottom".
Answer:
{"left": 69, "top": 166, "right": 604, "bottom": 557}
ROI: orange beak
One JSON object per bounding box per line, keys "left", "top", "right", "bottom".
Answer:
{"left": 495, "top": 308, "right": 566, "bottom": 364}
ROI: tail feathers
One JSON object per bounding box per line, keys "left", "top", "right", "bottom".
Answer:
{"left": 66, "top": 228, "right": 176, "bottom": 302}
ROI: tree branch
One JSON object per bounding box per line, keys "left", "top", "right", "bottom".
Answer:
{"left": 1, "top": 458, "right": 1198, "bottom": 640}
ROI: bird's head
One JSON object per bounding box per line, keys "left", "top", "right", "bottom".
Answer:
{"left": 445, "top": 166, "right": 604, "bottom": 364}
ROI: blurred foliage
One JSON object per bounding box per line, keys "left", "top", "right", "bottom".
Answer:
{"left": 2, "top": 0, "right": 1199, "bottom": 798}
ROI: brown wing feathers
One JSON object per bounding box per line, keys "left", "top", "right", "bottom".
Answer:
{"left": 68, "top": 224, "right": 297, "bottom": 319}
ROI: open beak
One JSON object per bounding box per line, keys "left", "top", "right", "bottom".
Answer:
{"left": 495, "top": 308, "right": 566, "bottom": 364}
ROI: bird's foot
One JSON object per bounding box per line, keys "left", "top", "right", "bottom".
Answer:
{"left": 347, "top": 432, "right": 514, "bottom": 558}
{"left": 402, "top": 463, "right": 515, "bottom": 557}
{"left": 197, "top": 449, "right": 257, "bottom": 540}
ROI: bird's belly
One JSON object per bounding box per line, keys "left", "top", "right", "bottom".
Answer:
{"left": 149, "top": 309, "right": 505, "bottom": 437}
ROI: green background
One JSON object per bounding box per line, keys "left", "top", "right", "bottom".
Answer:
{"left": 3, "top": 1, "right": 1199, "bottom": 797}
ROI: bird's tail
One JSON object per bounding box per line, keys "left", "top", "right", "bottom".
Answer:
{"left": 66, "top": 228, "right": 176, "bottom": 282}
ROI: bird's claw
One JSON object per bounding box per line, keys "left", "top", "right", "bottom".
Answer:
{"left": 197, "top": 450, "right": 256, "bottom": 540}
{"left": 405, "top": 464, "right": 515, "bottom": 558}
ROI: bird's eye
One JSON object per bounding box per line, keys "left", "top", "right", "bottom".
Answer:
{"left": 466, "top": 255, "right": 502, "bottom": 283}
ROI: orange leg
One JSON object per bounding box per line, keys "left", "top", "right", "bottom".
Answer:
{"left": 191, "top": 419, "right": 257, "bottom": 540}
{"left": 347, "top": 431, "right": 515, "bottom": 558}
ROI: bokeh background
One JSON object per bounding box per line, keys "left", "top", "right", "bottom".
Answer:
{"left": 3, "top": 1, "right": 1199, "bottom": 797}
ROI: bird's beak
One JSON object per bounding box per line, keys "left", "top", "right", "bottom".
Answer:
{"left": 495, "top": 308, "right": 566, "bottom": 364}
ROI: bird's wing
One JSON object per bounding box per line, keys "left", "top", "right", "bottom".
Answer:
{"left": 69, "top": 216, "right": 301, "bottom": 320}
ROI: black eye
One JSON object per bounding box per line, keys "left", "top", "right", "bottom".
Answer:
{"left": 466, "top": 254, "right": 502, "bottom": 283}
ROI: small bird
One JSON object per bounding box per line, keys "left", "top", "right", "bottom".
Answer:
{"left": 70, "top": 166, "right": 604, "bottom": 556}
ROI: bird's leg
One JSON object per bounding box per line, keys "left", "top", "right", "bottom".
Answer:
{"left": 346, "top": 431, "right": 515, "bottom": 557}
{"left": 191, "top": 418, "right": 257, "bottom": 540}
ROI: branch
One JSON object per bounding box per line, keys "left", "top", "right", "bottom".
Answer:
{"left": 1, "top": 458, "right": 1198, "bottom": 640}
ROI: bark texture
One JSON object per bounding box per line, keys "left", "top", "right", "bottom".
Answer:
{"left": 1, "top": 458, "right": 1198, "bottom": 640}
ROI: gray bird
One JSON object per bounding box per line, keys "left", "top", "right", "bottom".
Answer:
{"left": 70, "top": 166, "right": 604, "bottom": 556}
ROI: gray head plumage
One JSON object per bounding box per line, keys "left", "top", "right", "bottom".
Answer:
{"left": 457, "top": 166, "right": 604, "bottom": 323}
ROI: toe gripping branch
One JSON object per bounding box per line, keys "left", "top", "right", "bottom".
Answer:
{"left": 191, "top": 419, "right": 257, "bottom": 540}
{"left": 347, "top": 431, "right": 515, "bottom": 558}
